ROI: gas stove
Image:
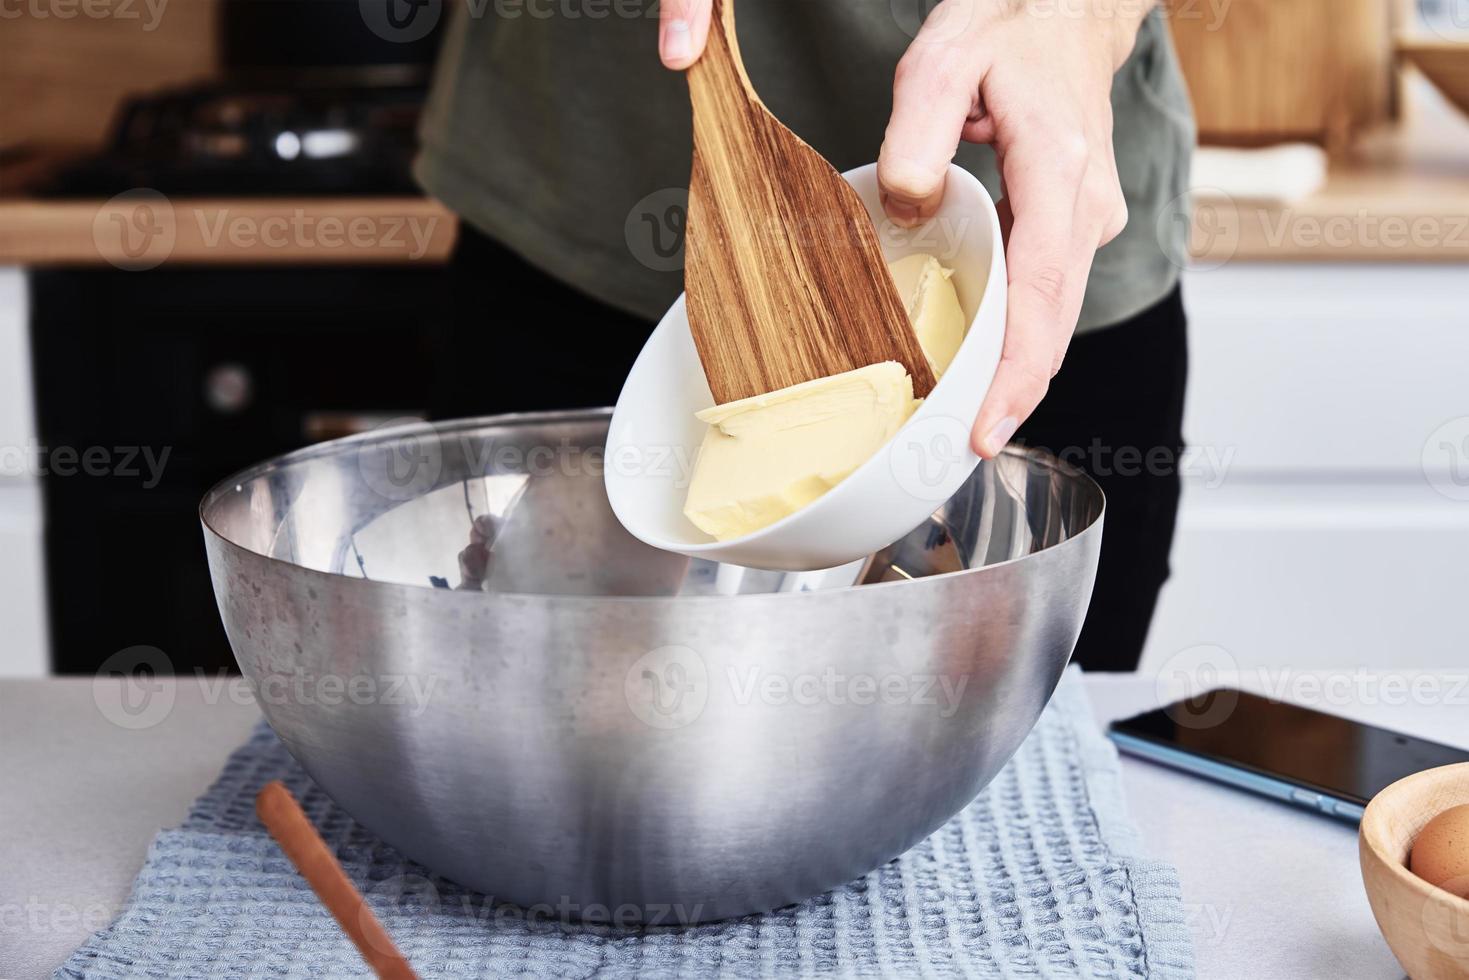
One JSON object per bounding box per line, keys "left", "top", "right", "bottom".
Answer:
{"left": 44, "top": 81, "right": 428, "bottom": 197}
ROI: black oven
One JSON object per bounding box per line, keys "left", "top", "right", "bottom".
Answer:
{"left": 29, "top": 0, "right": 454, "bottom": 674}
{"left": 30, "top": 264, "right": 452, "bottom": 674}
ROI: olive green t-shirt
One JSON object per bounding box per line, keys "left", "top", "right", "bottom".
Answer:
{"left": 416, "top": 1, "right": 1195, "bottom": 333}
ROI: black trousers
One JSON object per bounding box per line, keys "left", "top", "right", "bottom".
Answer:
{"left": 1014, "top": 288, "right": 1188, "bottom": 672}
{"left": 441, "top": 227, "right": 1187, "bottom": 672}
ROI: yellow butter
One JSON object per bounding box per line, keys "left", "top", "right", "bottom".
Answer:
{"left": 888, "top": 253, "right": 966, "bottom": 376}
{"left": 683, "top": 362, "right": 918, "bottom": 541}
{"left": 682, "top": 254, "right": 966, "bottom": 541}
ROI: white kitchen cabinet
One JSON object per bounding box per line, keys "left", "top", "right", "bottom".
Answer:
{"left": 0, "top": 482, "right": 48, "bottom": 677}
{"left": 0, "top": 268, "right": 48, "bottom": 677}
{"left": 1140, "top": 264, "right": 1469, "bottom": 674}
{"left": 0, "top": 269, "right": 36, "bottom": 469}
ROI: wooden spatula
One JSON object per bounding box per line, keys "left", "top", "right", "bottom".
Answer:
{"left": 683, "top": 0, "right": 939, "bottom": 405}
{"left": 257, "top": 782, "right": 419, "bottom": 980}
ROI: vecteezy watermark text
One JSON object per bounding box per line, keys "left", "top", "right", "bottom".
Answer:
{"left": 92, "top": 646, "right": 447, "bottom": 730}
{"left": 355, "top": 418, "right": 701, "bottom": 504}
{"left": 194, "top": 209, "right": 439, "bottom": 258}
{"left": 1160, "top": 188, "right": 1469, "bottom": 270}
{"left": 0, "top": 897, "right": 116, "bottom": 935}
{"left": 727, "top": 665, "right": 969, "bottom": 718}
{"left": 364, "top": 873, "right": 706, "bottom": 931}
{"left": 1052, "top": 440, "right": 1235, "bottom": 489}
{"left": 892, "top": 0, "right": 1234, "bottom": 44}
{"left": 0, "top": 441, "right": 169, "bottom": 487}
{"left": 0, "top": 0, "right": 168, "bottom": 30}
{"left": 1154, "top": 643, "right": 1469, "bottom": 729}
{"left": 623, "top": 185, "right": 971, "bottom": 273}
{"left": 93, "top": 190, "right": 443, "bottom": 270}
{"left": 625, "top": 645, "right": 973, "bottom": 730}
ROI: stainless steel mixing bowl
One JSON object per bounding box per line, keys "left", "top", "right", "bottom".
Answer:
{"left": 201, "top": 410, "right": 1103, "bottom": 923}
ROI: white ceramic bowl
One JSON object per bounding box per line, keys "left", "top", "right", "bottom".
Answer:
{"left": 605, "top": 163, "right": 1007, "bottom": 571}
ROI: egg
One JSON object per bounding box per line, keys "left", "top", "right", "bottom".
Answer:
{"left": 1409, "top": 802, "right": 1469, "bottom": 899}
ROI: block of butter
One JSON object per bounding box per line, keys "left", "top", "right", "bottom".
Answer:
{"left": 888, "top": 253, "right": 966, "bottom": 376}
{"left": 683, "top": 362, "right": 918, "bottom": 541}
{"left": 682, "top": 253, "right": 967, "bottom": 541}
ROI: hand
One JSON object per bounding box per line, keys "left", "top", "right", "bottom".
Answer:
{"left": 878, "top": 0, "right": 1148, "bottom": 457}
{"left": 658, "top": 0, "right": 713, "bottom": 70}
{"left": 660, "top": 0, "right": 1147, "bottom": 460}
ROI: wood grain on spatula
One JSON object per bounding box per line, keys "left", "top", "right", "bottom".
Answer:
{"left": 683, "top": 0, "right": 938, "bottom": 405}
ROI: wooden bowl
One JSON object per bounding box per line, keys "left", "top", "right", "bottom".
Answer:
{"left": 1398, "top": 40, "right": 1469, "bottom": 119}
{"left": 1360, "top": 763, "right": 1469, "bottom": 979}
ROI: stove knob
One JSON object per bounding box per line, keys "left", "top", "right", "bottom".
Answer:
{"left": 205, "top": 363, "right": 253, "bottom": 414}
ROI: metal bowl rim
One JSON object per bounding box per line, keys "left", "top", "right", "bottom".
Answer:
{"left": 199, "top": 408, "right": 1105, "bottom": 603}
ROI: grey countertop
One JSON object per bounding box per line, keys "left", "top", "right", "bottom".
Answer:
{"left": 5, "top": 672, "right": 1459, "bottom": 979}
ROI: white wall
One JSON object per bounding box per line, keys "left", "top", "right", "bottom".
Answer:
{"left": 0, "top": 268, "right": 48, "bottom": 676}
{"left": 1141, "top": 264, "right": 1469, "bottom": 674}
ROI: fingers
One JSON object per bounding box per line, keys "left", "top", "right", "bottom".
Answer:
{"left": 877, "top": 4, "right": 1130, "bottom": 457}
{"left": 1099, "top": 179, "right": 1129, "bottom": 246}
{"left": 969, "top": 283, "right": 1072, "bottom": 458}
{"left": 970, "top": 131, "right": 1105, "bottom": 458}
{"left": 877, "top": 41, "right": 981, "bottom": 227}
{"left": 659, "top": 0, "right": 712, "bottom": 70}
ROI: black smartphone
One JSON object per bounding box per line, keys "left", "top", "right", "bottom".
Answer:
{"left": 1108, "top": 688, "right": 1469, "bottom": 822}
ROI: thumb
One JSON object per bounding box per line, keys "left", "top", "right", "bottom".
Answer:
{"left": 877, "top": 45, "right": 981, "bottom": 227}
{"left": 660, "top": 0, "right": 713, "bottom": 70}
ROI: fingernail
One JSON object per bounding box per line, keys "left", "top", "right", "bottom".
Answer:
{"left": 882, "top": 194, "right": 922, "bottom": 228}
{"left": 663, "top": 19, "right": 692, "bottom": 63}
{"left": 982, "top": 417, "right": 1019, "bottom": 457}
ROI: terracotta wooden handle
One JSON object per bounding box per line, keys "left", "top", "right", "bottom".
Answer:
{"left": 256, "top": 781, "right": 419, "bottom": 980}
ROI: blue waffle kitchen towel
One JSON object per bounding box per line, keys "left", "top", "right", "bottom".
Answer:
{"left": 58, "top": 668, "right": 1193, "bottom": 978}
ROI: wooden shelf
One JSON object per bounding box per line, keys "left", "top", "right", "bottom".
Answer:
{"left": 1190, "top": 82, "right": 1469, "bottom": 263}
{"left": 0, "top": 196, "right": 458, "bottom": 267}
{"left": 2, "top": 84, "right": 1466, "bottom": 269}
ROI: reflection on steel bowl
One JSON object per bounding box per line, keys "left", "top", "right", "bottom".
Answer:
{"left": 200, "top": 410, "right": 1103, "bottom": 922}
